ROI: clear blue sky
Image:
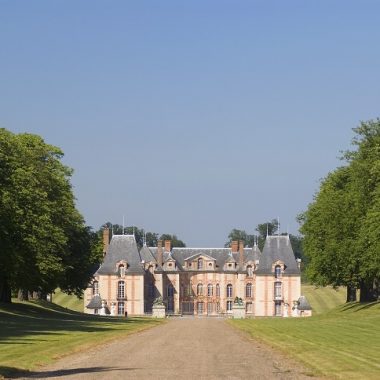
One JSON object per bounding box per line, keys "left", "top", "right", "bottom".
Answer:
{"left": 1, "top": 1, "right": 379, "bottom": 246}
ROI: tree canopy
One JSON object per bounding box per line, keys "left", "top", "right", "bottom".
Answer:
{"left": 300, "top": 119, "right": 380, "bottom": 302}
{"left": 100, "top": 223, "right": 186, "bottom": 249}
{"left": 0, "top": 129, "right": 103, "bottom": 302}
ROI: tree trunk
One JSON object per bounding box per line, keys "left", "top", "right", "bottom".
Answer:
{"left": 0, "top": 277, "right": 11, "bottom": 303}
{"left": 35, "top": 291, "right": 47, "bottom": 300}
{"left": 17, "top": 289, "right": 29, "bottom": 301}
{"left": 346, "top": 284, "right": 357, "bottom": 302}
{"left": 359, "top": 280, "right": 376, "bottom": 302}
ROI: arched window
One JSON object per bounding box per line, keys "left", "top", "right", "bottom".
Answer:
{"left": 197, "top": 283, "right": 203, "bottom": 296}
{"left": 246, "top": 283, "right": 252, "bottom": 298}
{"left": 227, "top": 284, "right": 233, "bottom": 298}
{"left": 227, "top": 300, "right": 233, "bottom": 311}
{"left": 93, "top": 280, "right": 98, "bottom": 295}
{"left": 275, "top": 265, "right": 281, "bottom": 278}
{"left": 274, "top": 281, "right": 282, "bottom": 299}
{"left": 167, "top": 284, "right": 174, "bottom": 297}
{"left": 207, "top": 284, "right": 213, "bottom": 297}
{"left": 247, "top": 265, "right": 253, "bottom": 277}
{"left": 118, "top": 264, "right": 125, "bottom": 277}
{"left": 198, "top": 258, "right": 203, "bottom": 270}
{"left": 117, "top": 281, "right": 125, "bottom": 299}
{"left": 216, "top": 284, "right": 220, "bottom": 297}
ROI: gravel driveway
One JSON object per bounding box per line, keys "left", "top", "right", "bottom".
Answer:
{"left": 24, "top": 318, "right": 314, "bottom": 379}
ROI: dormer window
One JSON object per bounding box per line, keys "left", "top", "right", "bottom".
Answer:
{"left": 198, "top": 258, "right": 203, "bottom": 270}
{"left": 275, "top": 265, "right": 281, "bottom": 278}
{"left": 118, "top": 265, "right": 125, "bottom": 277}
{"left": 168, "top": 262, "right": 173, "bottom": 268}
{"left": 247, "top": 265, "right": 253, "bottom": 277}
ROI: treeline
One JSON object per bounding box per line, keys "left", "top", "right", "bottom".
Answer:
{"left": 300, "top": 119, "right": 380, "bottom": 302}
{"left": 0, "top": 129, "right": 103, "bottom": 303}
{"left": 225, "top": 220, "right": 304, "bottom": 261}
{"left": 100, "top": 223, "right": 186, "bottom": 248}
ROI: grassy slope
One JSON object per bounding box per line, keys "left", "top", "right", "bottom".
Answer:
{"left": 301, "top": 284, "right": 347, "bottom": 314}
{"left": 0, "top": 300, "right": 163, "bottom": 378}
{"left": 52, "top": 289, "right": 83, "bottom": 312}
{"left": 231, "top": 301, "right": 380, "bottom": 379}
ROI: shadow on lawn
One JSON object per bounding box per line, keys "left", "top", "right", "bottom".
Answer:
{"left": 339, "top": 301, "right": 379, "bottom": 312}
{"left": 0, "top": 365, "right": 139, "bottom": 379}
{"left": 0, "top": 301, "right": 157, "bottom": 341}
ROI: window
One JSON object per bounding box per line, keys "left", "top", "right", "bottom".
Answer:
{"left": 246, "top": 302, "right": 253, "bottom": 313}
{"left": 227, "top": 300, "right": 233, "bottom": 311}
{"left": 187, "top": 284, "right": 192, "bottom": 296}
{"left": 227, "top": 284, "right": 233, "bottom": 298}
{"left": 207, "top": 284, "right": 213, "bottom": 297}
{"left": 247, "top": 265, "right": 253, "bottom": 277}
{"left": 246, "top": 283, "right": 252, "bottom": 298}
{"left": 117, "top": 281, "right": 125, "bottom": 299}
{"left": 216, "top": 302, "right": 220, "bottom": 313}
{"left": 197, "top": 283, "right": 203, "bottom": 296}
{"left": 198, "top": 258, "right": 203, "bottom": 270}
{"left": 167, "top": 299, "right": 174, "bottom": 312}
{"left": 167, "top": 284, "right": 174, "bottom": 297}
{"left": 207, "top": 302, "right": 213, "bottom": 314}
{"left": 275, "top": 265, "right": 281, "bottom": 278}
{"left": 148, "top": 283, "right": 155, "bottom": 298}
{"left": 118, "top": 301, "right": 125, "bottom": 315}
{"left": 274, "top": 282, "right": 282, "bottom": 299}
{"left": 216, "top": 284, "right": 220, "bottom": 297}
{"left": 118, "top": 265, "right": 125, "bottom": 277}
{"left": 93, "top": 281, "right": 98, "bottom": 295}
{"left": 275, "top": 301, "right": 282, "bottom": 316}
{"left": 197, "top": 301, "right": 204, "bottom": 314}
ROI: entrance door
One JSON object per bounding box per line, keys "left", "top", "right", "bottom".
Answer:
{"left": 182, "top": 301, "right": 194, "bottom": 315}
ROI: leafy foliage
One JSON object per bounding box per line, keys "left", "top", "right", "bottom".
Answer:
{"left": 300, "top": 119, "right": 380, "bottom": 301}
{"left": 0, "top": 129, "right": 103, "bottom": 302}
{"left": 100, "top": 223, "right": 185, "bottom": 248}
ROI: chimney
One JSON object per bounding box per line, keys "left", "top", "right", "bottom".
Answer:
{"left": 231, "top": 240, "right": 238, "bottom": 253}
{"left": 103, "top": 227, "right": 110, "bottom": 256}
{"left": 157, "top": 240, "right": 163, "bottom": 266}
{"left": 164, "top": 240, "right": 171, "bottom": 252}
{"left": 239, "top": 240, "right": 244, "bottom": 268}
{"left": 296, "top": 258, "right": 302, "bottom": 270}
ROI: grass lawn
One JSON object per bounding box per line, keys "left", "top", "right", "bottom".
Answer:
{"left": 0, "top": 300, "right": 163, "bottom": 378}
{"left": 230, "top": 301, "right": 380, "bottom": 379}
{"left": 51, "top": 289, "right": 84, "bottom": 312}
{"left": 301, "top": 284, "right": 347, "bottom": 315}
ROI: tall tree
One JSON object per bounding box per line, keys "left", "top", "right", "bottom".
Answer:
{"left": 300, "top": 119, "right": 380, "bottom": 302}
{"left": 100, "top": 223, "right": 184, "bottom": 248}
{"left": 159, "top": 234, "right": 186, "bottom": 248}
{"left": 0, "top": 129, "right": 102, "bottom": 302}
{"left": 224, "top": 229, "right": 255, "bottom": 248}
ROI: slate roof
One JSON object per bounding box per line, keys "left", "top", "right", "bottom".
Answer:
{"left": 298, "top": 296, "right": 312, "bottom": 310}
{"left": 96, "top": 235, "right": 144, "bottom": 275}
{"left": 95, "top": 235, "right": 300, "bottom": 276}
{"left": 86, "top": 294, "right": 102, "bottom": 309}
{"left": 148, "top": 247, "right": 261, "bottom": 271}
{"left": 255, "top": 235, "right": 300, "bottom": 275}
